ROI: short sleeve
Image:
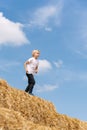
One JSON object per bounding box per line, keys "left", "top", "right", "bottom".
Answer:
{"left": 27, "top": 57, "right": 33, "bottom": 63}
{"left": 36, "top": 60, "right": 39, "bottom": 67}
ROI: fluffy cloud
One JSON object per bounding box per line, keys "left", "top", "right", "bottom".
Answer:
{"left": 54, "top": 60, "right": 63, "bottom": 68}
{"left": 38, "top": 59, "right": 52, "bottom": 73}
{"left": 36, "top": 84, "right": 58, "bottom": 93}
{"left": 0, "top": 60, "right": 20, "bottom": 72}
{"left": 29, "top": 1, "right": 63, "bottom": 29}
{"left": 0, "top": 12, "right": 29, "bottom": 46}
{"left": 30, "top": 6, "right": 56, "bottom": 26}
{"left": 45, "top": 27, "right": 52, "bottom": 32}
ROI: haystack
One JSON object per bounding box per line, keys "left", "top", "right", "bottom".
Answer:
{"left": 0, "top": 79, "right": 87, "bottom": 130}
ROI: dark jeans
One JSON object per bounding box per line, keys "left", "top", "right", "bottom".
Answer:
{"left": 25, "top": 73, "right": 35, "bottom": 94}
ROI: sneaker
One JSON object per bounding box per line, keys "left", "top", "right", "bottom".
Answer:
{"left": 29, "top": 93, "right": 34, "bottom": 96}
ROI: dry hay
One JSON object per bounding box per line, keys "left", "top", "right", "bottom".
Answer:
{"left": 0, "top": 79, "right": 87, "bottom": 130}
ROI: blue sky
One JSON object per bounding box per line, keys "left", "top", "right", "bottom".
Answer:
{"left": 0, "top": 0, "right": 87, "bottom": 121}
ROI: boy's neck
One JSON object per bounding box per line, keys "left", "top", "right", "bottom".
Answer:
{"left": 33, "top": 56, "right": 38, "bottom": 59}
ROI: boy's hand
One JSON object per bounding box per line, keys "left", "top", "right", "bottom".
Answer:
{"left": 26, "top": 69, "right": 28, "bottom": 73}
{"left": 35, "top": 69, "right": 38, "bottom": 73}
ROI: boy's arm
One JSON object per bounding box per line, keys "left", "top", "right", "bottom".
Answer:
{"left": 35, "top": 65, "right": 38, "bottom": 73}
{"left": 24, "top": 61, "right": 30, "bottom": 73}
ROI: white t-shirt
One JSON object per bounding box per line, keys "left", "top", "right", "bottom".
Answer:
{"left": 27, "top": 57, "right": 39, "bottom": 74}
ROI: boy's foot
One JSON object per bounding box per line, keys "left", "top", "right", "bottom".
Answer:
{"left": 29, "top": 93, "right": 34, "bottom": 96}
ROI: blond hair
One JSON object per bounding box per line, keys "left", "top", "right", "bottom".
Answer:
{"left": 32, "top": 50, "right": 40, "bottom": 57}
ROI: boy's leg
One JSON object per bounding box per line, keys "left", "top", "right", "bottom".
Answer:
{"left": 28, "top": 74, "right": 35, "bottom": 94}
{"left": 25, "top": 73, "right": 35, "bottom": 94}
{"left": 25, "top": 73, "right": 30, "bottom": 92}
{"left": 25, "top": 85, "right": 29, "bottom": 92}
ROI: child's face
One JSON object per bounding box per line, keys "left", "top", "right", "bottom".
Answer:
{"left": 34, "top": 51, "right": 40, "bottom": 59}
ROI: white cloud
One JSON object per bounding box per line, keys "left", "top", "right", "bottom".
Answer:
{"left": 78, "top": 10, "right": 87, "bottom": 42}
{"left": 36, "top": 84, "right": 58, "bottom": 93}
{"left": 75, "top": 9, "right": 87, "bottom": 59}
{"left": 75, "top": 50, "right": 87, "bottom": 59}
{"left": 67, "top": 3, "right": 87, "bottom": 55}
{"left": 57, "top": 68, "right": 87, "bottom": 84}
{"left": 0, "top": 12, "right": 29, "bottom": 46}
{"left": 0, "top": 60, "right": 20, "bottom": 72}
{"left": 45, "top": 27, "right": 52, "bottom": 32}
{"left": 70, "top": 9, "right": 87, "bottom": 58}
{"left": 4, "top": 62, "right": 20, "bottom": 67}
{"left": 39, "top": 59, "right": 52, "bottom": 73}
{"left": 29, "top": 1, "right": 63, "bottom": 29}
{"left": 54, "top": 60, "right": 63, "bottom": 68}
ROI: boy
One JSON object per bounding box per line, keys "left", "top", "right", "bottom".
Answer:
{"left": 24, "top": 50, "right": 40, "bottom": 95}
